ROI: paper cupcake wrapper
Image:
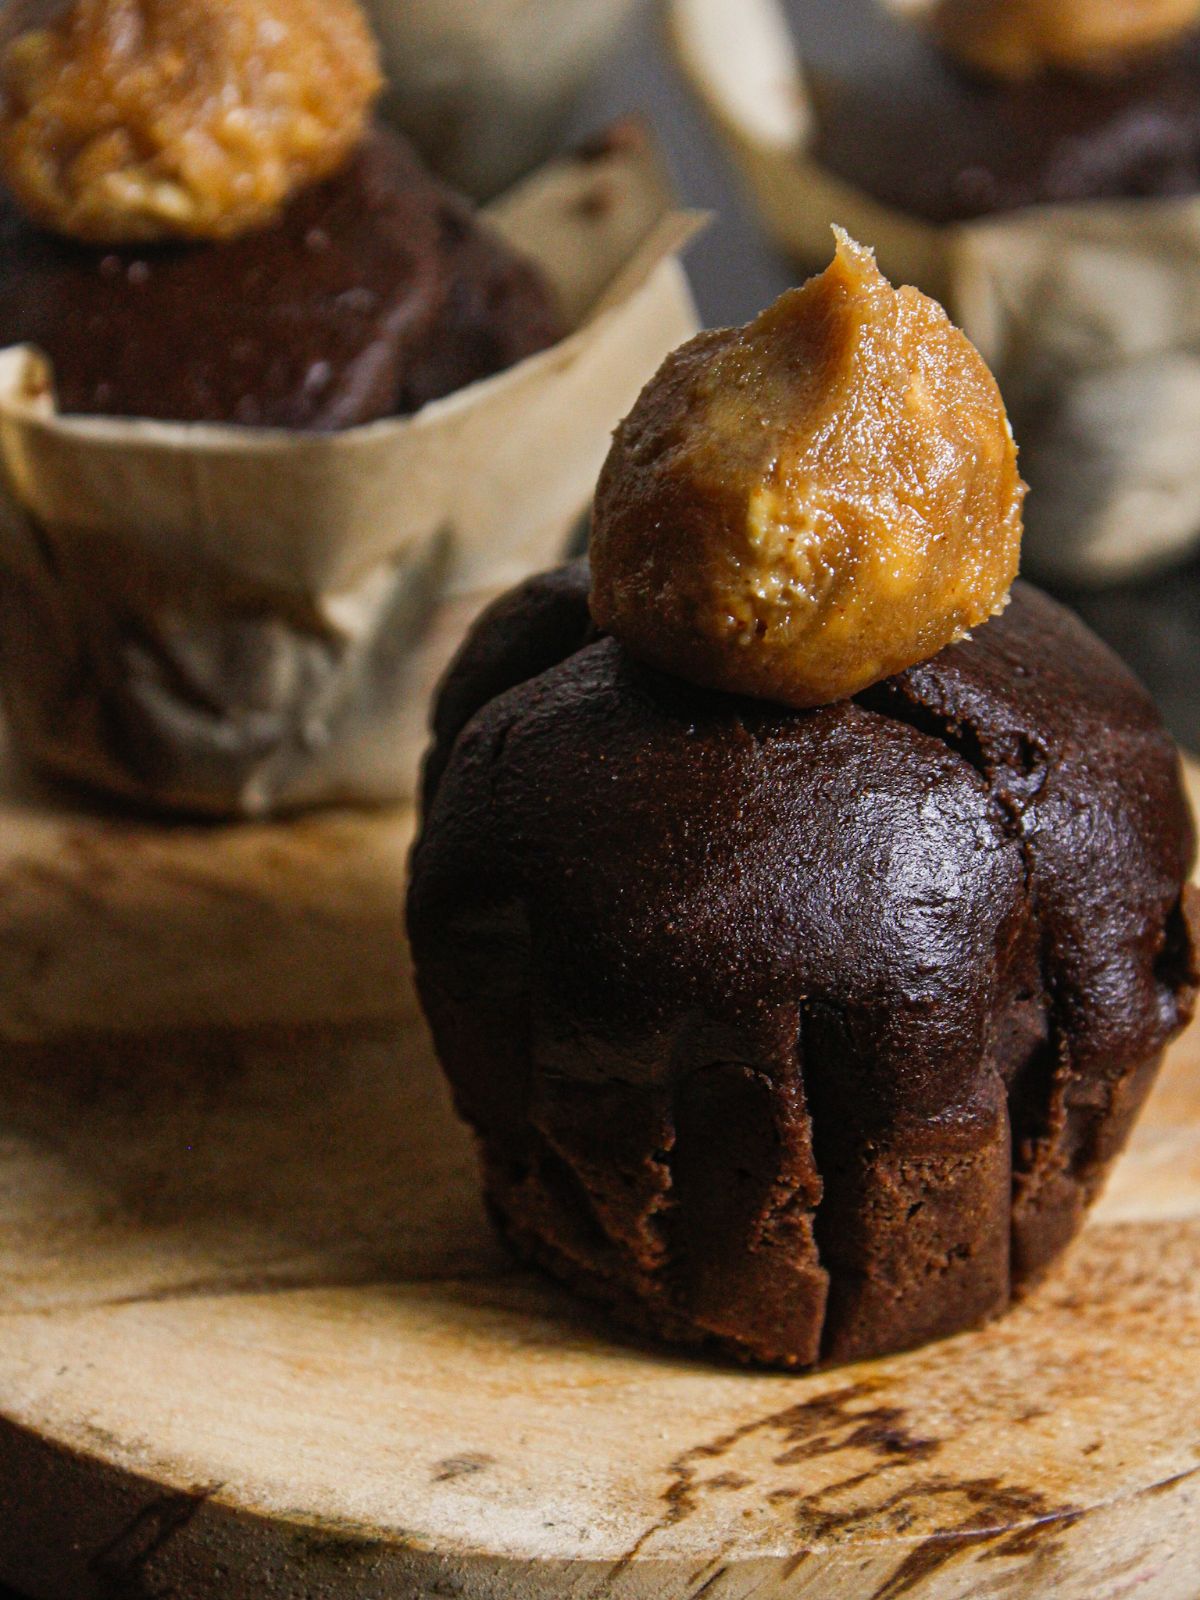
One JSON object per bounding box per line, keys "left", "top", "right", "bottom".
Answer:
{"left": 363, "top": 0, "right": 643, "bottom": 200}
{"left": 0, "top": 126, "right": 702, "bottom": 818}
{"left": 670, "top": 0, "right": 1200, "bottom": 587}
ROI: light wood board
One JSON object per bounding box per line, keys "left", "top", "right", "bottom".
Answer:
{"left": 0, "top": 742, "right": 1198, "bottom": 1599}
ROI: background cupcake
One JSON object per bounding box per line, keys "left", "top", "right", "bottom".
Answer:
{"left": 0, "top": 0, "right": 698, "bottom": 816}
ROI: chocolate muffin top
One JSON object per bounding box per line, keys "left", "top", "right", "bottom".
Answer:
{"left": 0, "top": 126, "right": 561, "bottom": 429}
{"left": 411, "top": 559, "right": 1197, "bottom": 1364}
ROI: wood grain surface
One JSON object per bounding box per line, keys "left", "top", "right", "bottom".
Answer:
{"left": 0, "top": 740, "right": 1198, "bottom": 1599}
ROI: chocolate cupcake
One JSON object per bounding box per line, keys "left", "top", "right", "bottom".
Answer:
{"left": 408, "top": 238, "right": 1198, "bottom": 1368}
{"left": 0, "top": 0, "right": 700, "bottom": 819}
{"left": 0, "top": 0, "right": 560, "bottom": 429}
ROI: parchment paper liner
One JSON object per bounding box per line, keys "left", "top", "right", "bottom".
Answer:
{"left": 363, "top": 0, "right": 641, "bottom": 200}
{"left": 670, "top": 0, "right": 1200, "bottom": 586}
{"left": 0, "top": 126, "right": 702, "bottom": 818}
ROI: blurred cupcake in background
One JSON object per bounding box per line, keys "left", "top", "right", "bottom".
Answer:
{"left": 0, "top": 0, "right": 562, "bottom": 430}
{"left": 807, "top": 0, "right": 1200, "bottom": 226}
{"left": 672, "top": 0, "right": 1200, "bottom": 588}
{"left": 0, "top": 0, "right": 697, "bottom": 818}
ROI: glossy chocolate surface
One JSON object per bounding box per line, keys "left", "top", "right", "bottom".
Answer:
{"left": 409, "top": 560, "right": 1197, "bottom": 1367}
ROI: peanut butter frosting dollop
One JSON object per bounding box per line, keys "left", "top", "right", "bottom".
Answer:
{"left": 926, "top": 0, "right": 1200, "bottom": 78}
{"left": 0, "top": 0, "right": 382, "bottom": 244}
{"left": 589, "top": 232, "right": 1025, "bottom": 711}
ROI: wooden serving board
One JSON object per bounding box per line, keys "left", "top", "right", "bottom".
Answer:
{"left": 0, "top": 740, "right": 1198, "bottom": 1600}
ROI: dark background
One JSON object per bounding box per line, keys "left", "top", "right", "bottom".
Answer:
{"left": 3, "top": 5, "right": 1198, "bottom": 1596}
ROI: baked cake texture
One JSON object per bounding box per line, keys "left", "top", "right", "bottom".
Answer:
{"left": 408, "top": 558, "right": 1198, "bottom": 1367}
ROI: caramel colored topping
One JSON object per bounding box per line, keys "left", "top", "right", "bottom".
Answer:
{"left": 0, "top": 0, "right": 382, "bottom": 244}
{"left": 927, "top": 0, "right": 1200, "bottom": 78}
{"left": 589, "top": 232, "right": 1025, "bottom": 710}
